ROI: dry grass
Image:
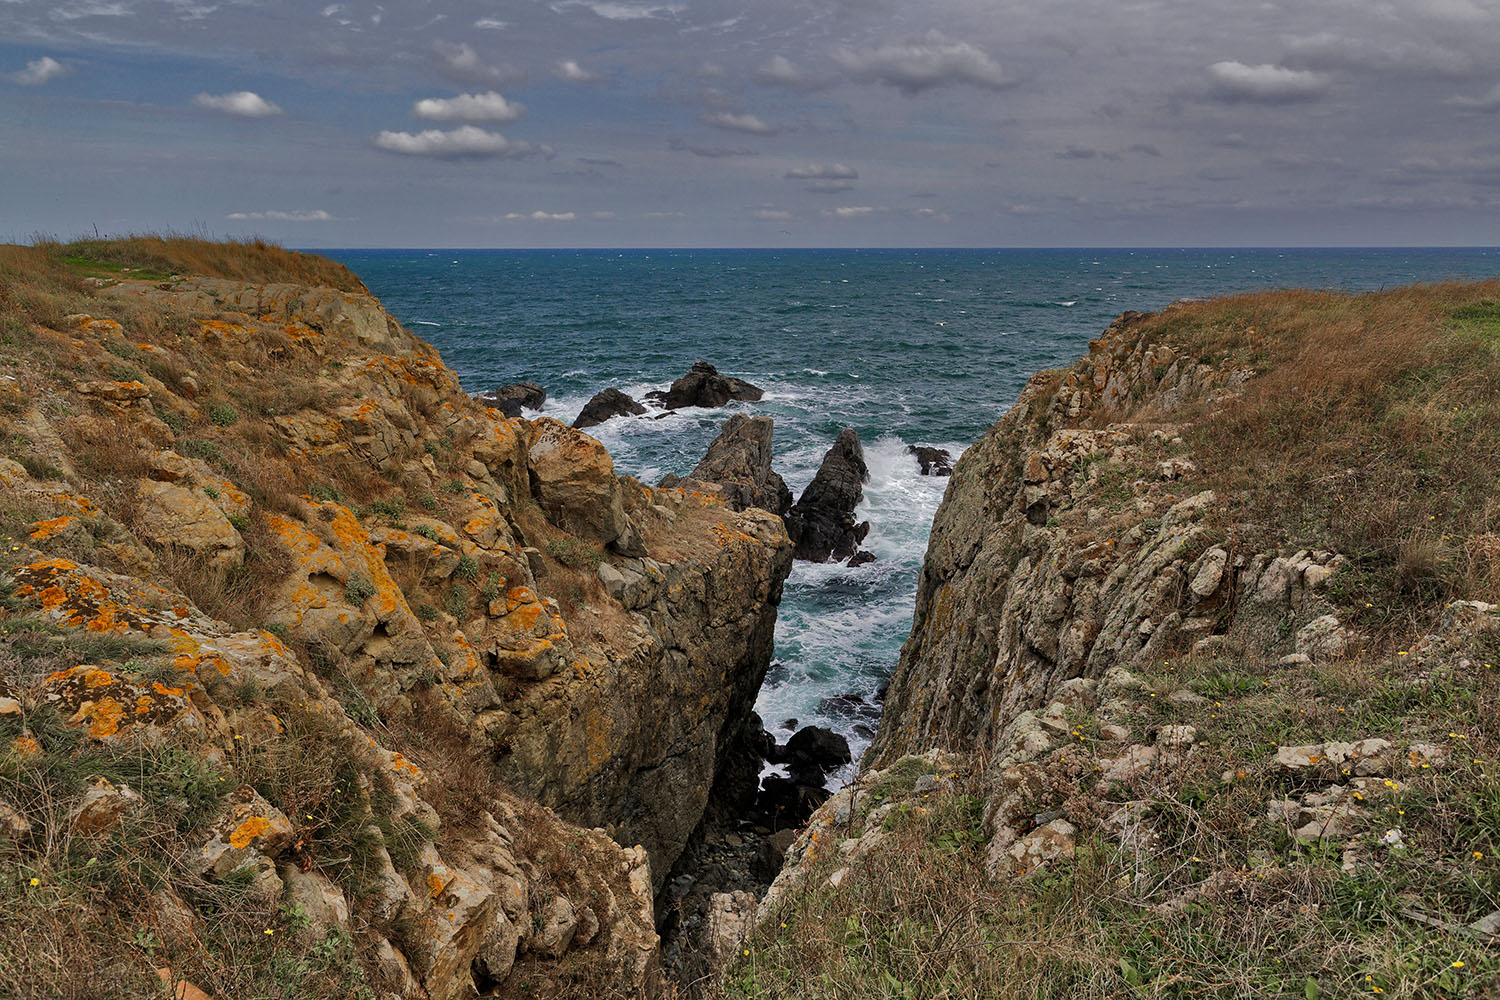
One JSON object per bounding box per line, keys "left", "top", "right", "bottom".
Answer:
{"left": 30, "top": 234, "right": 366, "bottom": 292}
{"left": 1085, "top": 282, "right": 1500, "bottom": 637}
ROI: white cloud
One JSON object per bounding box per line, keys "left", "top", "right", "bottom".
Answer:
{"left": 699, "top": 111, "right": 776, "bottom": 134}
{"left": 832, "top": 31, "right": 1009, "bottom": 93}
{"left": 474, "top": 17, "right": 508, "bottom": 29}
{"left": 503, "top": 210, "right": 576, "bottom": 221}
{"left": 752, "top": 207, "right": 793, "bottom": 220}
{"left": 10, "top": 56, "right": 69, "bottom": 86}
{"left": 225, "top": 209, "right": 334, "bottom": 222}
{"left": 1207, "top": 61, "right": 1330, "bottom": 103}
{"left": 413, "top": 91, "right": 524, "bottom": 122}
{"left": 193, "top": 91, "right": 283, "bottom": 117}
{"left": 50, "top": 2, "right": 129, "bottom": 21}
{"left": 754, "top": 55, "right": 823, "bottom": 90}
{"left": 432, "top": 41, "right": 520, "bottom": 86}
{"left": 556, "top": 59, "right": 598, "bottom": 82}
{"left": 1448, "top": 82, "right": 1500, "bottom": 111}
{"left": 551, "top": 1, "right": 683, "bottom": 20}
{"left": 823, "top": 205, "right": 879, "bottom": 219}
{"left": 374, "top": 125, "right": 548, "bottom": 159}
{"left": 785, "top": 162, "right": 858, "bottom": 192}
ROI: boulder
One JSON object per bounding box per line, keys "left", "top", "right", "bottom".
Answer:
{"left": 652, "top": 361, "right": 764, "bottom": 410}
{"left": 784, "top": 429, "right": 870, "bottom": 563}
{"left": 572, "top": 387, "right": 645, "bottom": 429}
{"left": 782, "top": 725, "right": 852, "bottom": 785}
{"left": 136, "top": 480, "right": 245, "bottom": 567}
{"left": 661, "top": 414, "right": 792, "bottom": 516}
{"left": 907, "top": 445, "right": 954, "bottom": 476}
{"left": 526, "top": 419, "right": 645, "bottom": 555}
{"left": 477, "top": 381, "right": 546, "bottom": 418}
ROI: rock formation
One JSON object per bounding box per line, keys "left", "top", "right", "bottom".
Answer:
{"left": 573, "top": 386, "right": 647, "bottom": 428}
{"left": 659, "top": 413, "right": 792, "bottom": 516}
{"left": 907, "top": 444, "right": 953, "bottom": 476}
{"left": 476, "top": 380, "right": 545, "bottom": 417}
{"left": 650, "top": 361, "right": 764, "bottom": 410}
{"left": 0, "top": 243, "right": 793, "bottom": 999}
{"left": 783, "top": 429, "right": 872, "bottom": 563}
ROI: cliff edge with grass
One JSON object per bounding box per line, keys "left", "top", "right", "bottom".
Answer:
{"left": 714, "top": 284, "right": 1500, "bottom": 999}
{"left": 0, "top": 237, "right": 791, "bottom": 999}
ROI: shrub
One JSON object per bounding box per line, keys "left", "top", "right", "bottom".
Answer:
{"left": 343, "top": 575, "right": 376, "bottom": 607}
{"left": 454, "top": 554, "right": 480, "bottom": 581}
{"left": 444, "top": 584, "right": 469, "bottom": 620}
{"left": 209, "top": 403, "right": 239, "bottom": 427}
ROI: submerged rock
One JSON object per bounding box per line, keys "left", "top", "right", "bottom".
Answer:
{"left": 784, "top": 429, "right": 870, "bottom": 563}
{"left": 572, "top": 387, "right": 646, "bottom": 429}
{"left": 651, "top": 361, "right": 764, "bottom": 410}
{"left": 476, "top": 381, "right": 545, "bottom": 418}
{"left": 660, "top": 413, "right": 792, "bottom": 516}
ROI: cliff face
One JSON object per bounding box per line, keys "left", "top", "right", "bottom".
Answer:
{"left": 0, "top": 246, "right": 790, "bottom": 999}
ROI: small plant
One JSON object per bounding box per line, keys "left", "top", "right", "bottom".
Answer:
{"left": 454, "top": 553, "right": 480, "bottom": 581}
{"left": 203, "top": 483, "right": 219, "bottom": 499}
{"left": 344, "top": 575, "right": 376, "bottom": 607}
{"left": 444, "top": 480, "right": 466, "bottom": 494}
{"left": 415, "top": 603, "right": 439, "bottom": 622}
{"left": 423, "top": 439, "right": 443, "bottom": 458}
{"left": 16, "top": 455, "right": 65, "bottom": 480}
{"left": 368, "top": 496, "right": 406, "bottom": 521}
{"left": 263, "top": 622, "right": 289, "bottom": 639}
{"left": 413, "top": 524, "right": 442, "bottom": 542}
{"left": 480, "top": 573, "right": 501, "bottom": 604}
{"left": 104, "top": 340, "right": 137, "bottom": 360}
{"left": 209, "top": 403, "right": 239, "bottom": 426}
{"left": 546, "top": 537, "right": 603, "bottom": 570}
{"left": 444, "top": 584, "right": 469, "bottom": 620}
{"left": 308, "top": 483, "right": 344, "bottom": 504}
{"left": 158, "top": 409, "right": 182, "bottom": 432}
{"left": 419, "top": 491, "right": 438, "bottom": 511}
{"left": 180, "top": 438, "right": 222, "bottom": 464}
{"left": 228, "top": 514, "right": 250, "bottom": 532}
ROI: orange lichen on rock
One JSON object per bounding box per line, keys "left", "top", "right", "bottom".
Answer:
{"left": 228, "top": 815, "right": 273, "bottom": 849}
{"left": 29, "top": 515, "right": 79, "bottom": 541}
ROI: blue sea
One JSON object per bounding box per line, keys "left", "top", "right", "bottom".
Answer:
{"left": 326, "top": 247, "right": 1500, "bottom": 777}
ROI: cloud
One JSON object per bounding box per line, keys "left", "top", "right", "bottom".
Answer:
{"left": 823, "top": 205, "right": 879, "bottom": 219}
{"left": 754, "top": 55, "right": 824, "bottom": 91}
{"left": 578, "top": 156, "right": 623, "bottom": 168}
{"left": 551, "top": 1, "right": 683, "bottom": 20}
{"left": 832, "top": 31, "right": 1010, "bottom": 93}
{"left": 785, "top": 162, "right": 858, "bottom": 192}
{"left": 432, "top": 41, "right": 520, "bottom": 86}
{"left": 225, "top": 209, "right": 333, "bottom": 221}
{"left": 752, "top": 207, "right": 793, "bottom": 220}
{"left": 1056, "top": 145, "right": 1098, "bottom": 160}
{"left": 474, "top": 17, "right": 508, "bottom": 29}
{"left": 699, "top": 111, "right": 776, "bottom": 134}
{"left": 1448, "top": 82, "right": 1500, "bottom": 111}
{"left": 1128, "top": 143, "right": 1162, "bottom": 157}
{"left": 503, "top": 210, "right": 575, "bottom": 221}
{"left": 413, "top": 91, "right": 524, "bottom": 122}
{"left": 374, "top": 125, "right": 548, "bottom": 159}
{"left": 1207, "top": 61, "right": 1330, "bottom": 103}
{"left": 556, "top": 59, "right": 599, "bottom": 82}
{"left": 193, "top": 91, "right": 283, "bottom": 117}
{"left": 10, "top": 56, "right": 69, "bottom": 86}
{"left": 669, "top": 139, "right": 758, "bottom": 158}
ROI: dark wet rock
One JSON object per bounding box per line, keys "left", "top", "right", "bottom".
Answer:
{"left": 755, "top": 828, "right": 798, "bottom": 881}
{"left": 779, "top": 718, "right": 798, "bottom": 732}
{"left": 908, "top": 444, "right": 954, "bottom": 476}
{"left": 782, "top": 725, "right": 852, "bottom": 785}
{"left": 847, "top": 550, "right": 877, "bottom": 568}
{"left": 659, "top": 414, "right": 792, "bottom": 516}
{"left": 784, "top": 429, "right": 870, "bottom": 562}
{"left": 817, "top": 692, "right": 881, "bottom": 727}
{"left": 573, "top": 387, "right": 647, "bottom": 429}
{"left": 477, "top": 381, "right": 546, "bottom": 418}
{"left": 651, "top": 361, "right": 764, "bottom": 410}
{"left": 757, "top": 776, "right": 831, "bottom": 830}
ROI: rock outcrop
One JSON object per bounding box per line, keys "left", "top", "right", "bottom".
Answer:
{"left": 0, "top": 249, "right": 794, "bottom": 998}
{"left": 651, "top": 361, "right": 764, "bottom": 410}
{"left": 476, "top": 381, "right": 545, "bottom": 418}
{"left": 783, "top": 429, "right": 871, "bottom": 563}
{"left": 907, "top": 444, "right": 953, "bottom": 477}
{"left": 659, "top": 413, "right": 792, "bottom": 516}
{"left": 573, "top": 386, "right": 647, "bottom": 428}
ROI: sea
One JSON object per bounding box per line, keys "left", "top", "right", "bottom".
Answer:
{"left": 326, "top": 247, "right": 1500, "bottom": 782}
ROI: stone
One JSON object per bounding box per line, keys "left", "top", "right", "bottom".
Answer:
{"left": 781, "top": 726, "right": 852, "bottom": 785}
{"left": 908, "top": 445, "right": 954, "bottom": 476}
{"left": 526, "top": 418, "right": 643, "bottom": 555}
{"left": 784, "top": 429, "right": 870, "bottom": 563}
{"left": 1296, "top": 614, "right": 1355, "bottom": 661}
{"left": 71, "top": 776, "right": 143, "bottom": 835}
{"left": 279, "top": 865, "right": 350, "bottom": 940}
{"left": 997, "top": 818, "right": 1077, "bottom": 876}
{"left": 136, "top": 480, "right": 245, "bottom": 567}
{"left": 531, "top": 894, "right": 578, "bottom": 960}
{"left": 705, "top": 890, "right": 757, "bottom": 965}
{"left": 78, "top": 380, "right": 150, "bottom": 402}
{"left": 0, "top": 796, "right": 30, "bottom": 840}
{"left": 476, "top": 381, "right": 546, "bottom": 418}
{"left": 1276, "top": 739, "right": 1393, "bottom": 777}
{"left": 198, "top": 788, "right": 296, "bottom": 879}
{"left": 654, "top": 361, "right": 764, "bottom": 410}
{"left": 572, "top": 387, "right": 646, "bottom": 429}
{"left": 1188, "top": 546, "right": 1228, "bottom": 598}
{"left": 663, "top": 414, "right": 792, "bottom": 516}
{"left": 1155, "top": 724, "right": 1197, "bottom": 748}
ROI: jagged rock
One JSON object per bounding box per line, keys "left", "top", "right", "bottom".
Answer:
{"left": 782, "top": 726, "right": 852, "bottom": 785}
{"left": 705, "top": 891, "right": 757, "bottom": 966}
{"left": 661, "top": 414, "right": 792, "bottom": 516}
{"left": 1296, "top": 614, "right": 1356, "bottom": 661}
{"left": 1276, "top": 739, "right": 1393, "bottom": 778}
{"left": 996, "top": 818, "right": 1077, "bottom": 876}
{"left": 846, "top": 550, "right": 877, "bottom": 567}
{"left": 136, "top": 480, "right": 245, "bottom": 567}
{"left": 477, "top": 381, "right": 546, "bottom": 418}
{"left": 70, "top": 776, "right": 143, "bottom": 836}
{"left": 78, "top": 379, "right": 150, "bottom": 401}
{"left": 198, "top": 788, "right": 296, "bottom": 879}
{"left": 527, "top": 418, "right": 645, "bottom": 555}
{"left": 784, "top": 429, "right": 870, "bottom": 563}
{"left": 279, "top": 865, "right": 350, "bottom": 942}
{"left": 908, "top": 445, "right": 954, "bottom": 476}
{"left": 653, "top": 361, "right": 764, "bottom": 410}
{"left": 572, "top": 387, "right": 645, "bottom": 428}
{"left": 0, "top": 796, "right": 30, "bottom": 840}
{"left": 531, "top": 895, "right": 578, "bottom": 960}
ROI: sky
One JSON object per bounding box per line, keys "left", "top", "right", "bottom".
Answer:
{"left": 3, "top": 0, "right": 1500, "bottom": 248}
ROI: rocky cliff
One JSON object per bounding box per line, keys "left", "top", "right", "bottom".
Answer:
{"left": 0, "top": 239, "right": 791, "bottom": 999}
{"left": 714, "top": 283, "right": 1500, "bottom": 998}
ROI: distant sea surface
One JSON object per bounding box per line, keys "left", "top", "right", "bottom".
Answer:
{"left": 327, "top": 247, "right": 1500, "bottom": 777}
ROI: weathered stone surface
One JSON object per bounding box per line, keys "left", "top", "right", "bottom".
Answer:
{"left": 784, "top": 429, "right": 870, "bottom": 563}
{"left": 572, "top": 387, "right": 646, "bottom": 428}
{"left": 908, "top": 445, "right": 954, "bottom": 476}
{"left": 662, "top": 414, "right": 792, "bottom": 516}
{"left": 71, "top": 776, "right": 143, "bottom": 835}
{"left": 136, "top": 480, "right": 245, "bottom": 566}
{"left": 654, "top": 361, "right": 764, "bottom": 410}
{"left": 198, "top": 788, "right": 296, "bottom": 879}
{"left": 527, "top": 418, "right": 642, "bottom": 554}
